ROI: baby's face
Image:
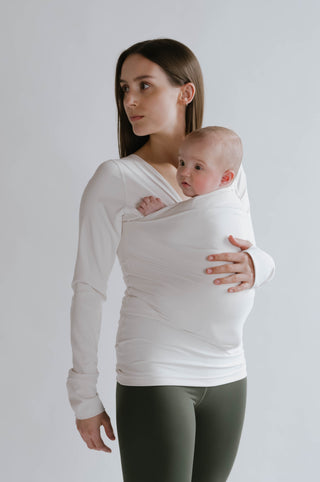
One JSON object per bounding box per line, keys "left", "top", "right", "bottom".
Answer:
{"left": 176, "top": 137, "right": 226, "bottom": 197}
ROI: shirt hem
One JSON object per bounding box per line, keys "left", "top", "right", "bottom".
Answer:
{"left": 116, "top": 368, "right": 247, "bottom": 387}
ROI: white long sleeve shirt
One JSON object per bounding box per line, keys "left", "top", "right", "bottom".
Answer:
{"left": 66, "top": 154, "right": 275, "bottom": 419}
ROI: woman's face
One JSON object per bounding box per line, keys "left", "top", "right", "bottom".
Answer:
{"left": 120, "top": 54, "right": 185, "bottom": 137}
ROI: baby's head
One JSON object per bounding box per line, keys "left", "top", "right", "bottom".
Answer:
{"left": 177, "top": 126, "right": 243, "bottom": 197}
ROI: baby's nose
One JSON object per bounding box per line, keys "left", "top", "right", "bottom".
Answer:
{"left": 179, "top": 165, "right": 190, "bottom": 174}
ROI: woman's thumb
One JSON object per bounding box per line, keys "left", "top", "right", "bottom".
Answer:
{"left": 102, "top": 417, "right": 116, "bottom": 440}
{"left": 228, "top": 235, "right": 251, "bottom": 250}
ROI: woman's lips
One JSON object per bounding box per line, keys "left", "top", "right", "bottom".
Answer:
{"left": 130, "top": 116, "right": 144, "bottom": 121}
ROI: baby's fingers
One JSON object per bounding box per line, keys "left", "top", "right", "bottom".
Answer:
{"left": 142, "top": 196, "right": 158, "bottom": 202}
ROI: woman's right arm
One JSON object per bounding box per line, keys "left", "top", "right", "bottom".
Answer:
{"left": 66, "top": 159, "right": 125, "bottom": 450}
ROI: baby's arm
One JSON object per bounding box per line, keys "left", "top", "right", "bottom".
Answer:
{"left": 137, "top": 196, "right": 167, "bottom": 216}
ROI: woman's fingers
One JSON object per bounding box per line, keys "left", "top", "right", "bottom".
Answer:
{"left": 210, "top": 272, "right": 253, "bottom": 292}
{"left": 207, "top": 252, "right": 244, "bottom": 263}
{"left": 205, "top": 251, "right": 255, "bottom": 290}
{"left": 206, "top": 262, "right": 245, "bottom": 274}
{"left": 78, "top": 428, "right": 101, "bottom": 450}
{"left": 228, "top": 281, "right": 252, "bottom": 293}
{"left": 212, "top": 273, "right": 248, "bottom": 285}
{"left": 227, "top": 235, "right": 252, "bottom": 250}
{"left": 102, "top": 416, "right": 116, "bottom": 440}
{"left": 76, "top": 412, "right": 115, "bottom": 453}
{"left": 81, "top": 429, "right": 112, "bottom": 453}
{"left": 91, "top": 434, "right": 112, "bottom": 453}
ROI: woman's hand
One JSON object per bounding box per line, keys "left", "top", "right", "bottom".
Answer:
{"left": 205, "top": 235, "right": 255, "bottom": 293}
{"left": 76, "top": 411, "right": 116, "bottom": 453}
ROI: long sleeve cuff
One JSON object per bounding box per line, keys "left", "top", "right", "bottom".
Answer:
{"left": 66, "top": 369, "right": 105, "bottom": 420}
{"left": 245, "top": 245, "right": 276, "bottom": 288}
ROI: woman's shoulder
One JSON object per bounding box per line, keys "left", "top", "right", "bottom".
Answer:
{"left": 83, "top": 154, "right": 146, "bottom": 205}
{"left": 94, "top": 157, "right": 121, "bottom": 174}
{"left": 95, "top": 154, "right": 138, "bottom": 175}
{"left": 89, "top": 157, "right": 127, "bottom": 184}
{"left": 81, "top": 158, "right": 126, "bottom": 206}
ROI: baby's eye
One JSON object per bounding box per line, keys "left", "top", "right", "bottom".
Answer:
{"left": 195, "top": 165, "right": 202, "bottom": 170}
{"left": 179, "top": 160, "right": 184, "bottom": 166}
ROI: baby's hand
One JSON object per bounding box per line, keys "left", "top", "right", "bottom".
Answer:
{"left": 137, "top": 196, "right": 167, "bottom": 216}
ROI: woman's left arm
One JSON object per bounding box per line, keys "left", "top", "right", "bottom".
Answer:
{"left": 205, "top": 164, "right": 275, "bottom": 293}
{"left": 205, "top": 235, "right": 275, "bottom": 293}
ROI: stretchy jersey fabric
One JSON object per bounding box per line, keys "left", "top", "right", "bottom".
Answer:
{"left": 116, "top": 183, "right": 256, "bottom": 385}
{"left": 66, "top": 154, "right": 275, "bottom": 419}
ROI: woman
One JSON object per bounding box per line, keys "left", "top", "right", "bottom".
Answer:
{"left": 66, "top": 38, "right": 275, "bottom": 482}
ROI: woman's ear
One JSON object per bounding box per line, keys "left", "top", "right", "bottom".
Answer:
{"left": 220, "top": 169, "right": 235, "bottom": 187}
{"left": 179, "top": 82, "right": 196, "bottom": 105}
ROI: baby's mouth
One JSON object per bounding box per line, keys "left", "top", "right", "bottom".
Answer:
{"left": 181, "top": 182, "right": 190, "bottom": 187}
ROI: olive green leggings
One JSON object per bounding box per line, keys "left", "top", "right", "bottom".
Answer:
{"left": 116, "top": 377, "right": 247, "bottom": 482}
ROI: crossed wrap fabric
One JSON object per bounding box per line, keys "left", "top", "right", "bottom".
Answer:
{"left": 119, "top": 182, "right": 256, "bottom": 355}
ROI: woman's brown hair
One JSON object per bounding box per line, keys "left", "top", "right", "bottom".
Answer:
{"left": 115, "top": 38, "right": 205, "bottom": 158}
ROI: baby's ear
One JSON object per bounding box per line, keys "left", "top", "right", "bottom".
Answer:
{"left": 220, "top": 169, "right": 235, "bottom": 187}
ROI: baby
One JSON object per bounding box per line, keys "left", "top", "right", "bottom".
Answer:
{"left": 137, "top": 126, "right": 242, "bottom": 215}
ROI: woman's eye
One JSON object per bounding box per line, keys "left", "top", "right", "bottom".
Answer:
{"left": 120, "top": 82, "right": 149, "bottom": 93}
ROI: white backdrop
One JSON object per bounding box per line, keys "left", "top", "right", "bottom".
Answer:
{"left": 1, "top": 1, "right": 319, "bottom": 481}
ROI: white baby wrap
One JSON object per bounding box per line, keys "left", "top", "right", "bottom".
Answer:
{"left": 116, "top": 181, "right": 256, "bottom": 384}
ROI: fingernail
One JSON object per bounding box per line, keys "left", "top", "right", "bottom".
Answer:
{"left": 229, "top": 288, "right": 234, "bottom": 292}
{"left": 207, "top": 268, "right": 212, "bottom": 273}
{"left": 208, "top": 255, "right": 214, "bottom": 260}
{"left": 214, "top": 279, "right": 220, "bottom": 284}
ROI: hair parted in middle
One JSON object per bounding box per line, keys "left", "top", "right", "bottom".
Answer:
{"left": 114, "top": 38, "right": 205, "bottom": 158}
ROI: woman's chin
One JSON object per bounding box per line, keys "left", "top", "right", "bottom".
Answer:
{"left": 132, "top": 127, "right": 150, "bottom": 137}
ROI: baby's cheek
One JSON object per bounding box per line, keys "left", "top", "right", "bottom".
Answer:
{"left": 194, "top": 175, "right": 211, "bottom": 194}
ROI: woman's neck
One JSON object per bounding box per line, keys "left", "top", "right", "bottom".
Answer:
{"left": 135, "top": 132, "right": 186, "bottom": 168}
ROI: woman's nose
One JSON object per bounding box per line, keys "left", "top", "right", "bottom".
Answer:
{"left": 124, "top": 90, "right": 138, "bottom": 107}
